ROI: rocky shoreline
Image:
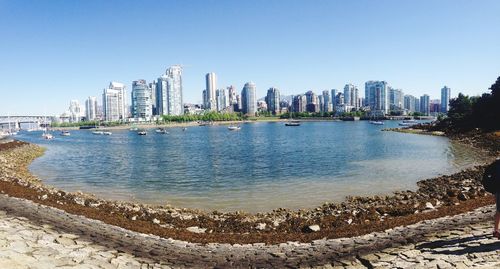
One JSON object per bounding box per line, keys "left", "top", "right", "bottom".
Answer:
{"left": 0, "top": 132, "right": 499, "bottom": 245}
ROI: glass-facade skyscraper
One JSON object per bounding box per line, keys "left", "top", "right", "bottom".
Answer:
{"left": 441, "top": 86, "right": 451, "bottom": 113}
{"left": 131, "top": 79, "right": 152, "bottom": 119}
{"left": 365, "top": 81, "right": 389, "bottom": 115}
{"left": 205, "top": 72, "right": 217, "bottom": 110}
{"left": 156, "top": 66, "right": 184, "bottom": 116}
{"left": 241, "top": 82, "right": 257, "bottom": 115}
{"left": 420, "top": 94, "right": 430, "bottom": 115}
{"left": 265, "top": 87, "right": 280, "bottom": 115}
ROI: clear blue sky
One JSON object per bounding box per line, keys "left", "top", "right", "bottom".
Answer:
{"left": 1, "top": 0, "right": 499, "bottom": 115}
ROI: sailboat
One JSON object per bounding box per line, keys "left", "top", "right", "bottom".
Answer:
{"left": 42, "top": 117, "right": 53, "bottom": 140}
{"left": 285, "top": 111, "right": 300, "bottom": 126}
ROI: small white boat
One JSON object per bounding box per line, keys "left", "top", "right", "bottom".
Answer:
{"left": 92, "top": 130, "right": 104, "bottom": 135}
{"left": 42, "top": 132, "right": 54, "bottom": 140}
{"left": 285, "top": 121, "right": 301, "bottom": 126}
{"left": 227, "top": 125, "right": 241, "bottom": 131}
{"left": 138, "top": 130, "right": 147, "bottom": 135}
{"left": 155, "top": 128, "right": 169, "bottom": 134}
{"left": 60, "top": 130, "right": 71, "bottom": 136}
{"left": 182, "top": 127, "right": 187, "bottom": 131}
{"left": 399, "top": 120, "right": 418, "bottom": 127}
{"left": 130, "top": 127, "right": 138, "bottom": 131}
{"left": 369, "top": 121, "right": 384, "bottom": 125}
{"left": 103, "top": 131, "right": 112, "bottom": 135}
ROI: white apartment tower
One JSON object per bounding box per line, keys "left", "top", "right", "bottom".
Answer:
{"left": 85, "top": 96, "right": 98, "bottom": 121}
{"left": 205, "top": 72, "right": 217, "bottom": 110}
{"left": 69, "top": 100, "right": 81, "bottom": 123}
{"left": 103, "top": 82, "right": 127, "bottom": 121}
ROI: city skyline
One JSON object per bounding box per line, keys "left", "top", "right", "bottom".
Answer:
{"left": 1, "top": 0, "right": 500, "bottom": 115}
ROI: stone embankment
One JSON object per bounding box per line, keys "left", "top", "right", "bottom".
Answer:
{"left": 1, "top": 194, "right": 499, "bottom": 268}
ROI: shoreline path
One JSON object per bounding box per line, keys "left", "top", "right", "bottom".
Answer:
{"left": 1, "top": 194, "right": 499, "bottom": 268}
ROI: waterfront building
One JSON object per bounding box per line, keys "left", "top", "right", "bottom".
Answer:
{"left": 404, "top": 94, "right": 418, "bottom": 113}
{"left": 365, "top": 80, "right": 389, "bottom": 116}
{"left": 236, "top": 94, "right": 242, "bottom": 112}
{"left": 149, "top": 82, "right": 157, "bottom": 115}
{"left": 228, "top": 85, "right": 237, "bottom": 105}
{"left": 389, "top": 88, "right": 404, "bottom": 111}
{"left": 265, "top": 87, "right": 280, "bottom": 115}
{"left": 292, "top": 94, "right": 307, "bottom": 112}
{"left": 430, "top": 99, "right": 441, "bottom": 115}
{"left": 165, "top": 65, "right": 183, "bottom": 116}
{"left": 441, "top": 86, "right": 451, "bottom": 113}
{"left": 420, "top": 94, "right": 430, "bottom": 116}
{"left": 216, "top": 88, "right": 229, "bottom": 112}
{"left": 241, "top": 82, "right": 257, "bottom": 115}
{"left": 131, "top": 79, "right": 152, "bottom": 119}
{"left": 257, "top": 100, "right": 267, "bottom": 112}
{"left": 322, "top": 90, "right": 332, "bottom": 112}
{"left": 336, "top": 92, "right": 344, "bottom": 106}
{"left": 205, "top": 73, "right": 217, "bottom": 111}
{"left": 156, "top": 75, "right": 168, "bottom": 115}
{"left": 69, "top": 100, "right": 81, "bottom": 123}
{"left": 331, "top": 89, "right": 338, "bottom": 110}
{"left": 343, "top": 84, "right": 359, "bottom": 109}
{"left": 85, "top": 96, "right": 98, "bottom": 121}
{"left": 305, "top": 91, "right": 319, "bottom": 112}
{"left": 102, "top": 82, "right": 127, "bottom": 121}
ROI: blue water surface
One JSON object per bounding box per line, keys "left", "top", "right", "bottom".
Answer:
{"left": 16, "top": 121, "right": 488, "bottom": 212}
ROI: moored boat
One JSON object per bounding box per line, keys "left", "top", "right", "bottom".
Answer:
{"left": 60, "top": 130, "right": 71, "bottom": 136}
{"left": 227, "top": 125, "right": 241, "bottom": 131}
{"left": 138, "top": 130, "right": 147, "bottom": 135}
{"left": 155, "top": 128, "right": 169, "bottom": 134}
{"left": 369, "top": 121, "right": 384, "bottom": 125}
{"left": 285, "top": 121, "right": 301, "bottom": 126}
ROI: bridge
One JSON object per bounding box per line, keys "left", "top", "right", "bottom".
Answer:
{"left": 0, "top": 116, "right": 53, "bottom": 130}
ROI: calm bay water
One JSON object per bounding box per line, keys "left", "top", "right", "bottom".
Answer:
{"left": 17, "top": 121, "right": 488, "bottom": 212}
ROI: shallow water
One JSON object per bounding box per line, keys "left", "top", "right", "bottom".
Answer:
{"left": 17, "top": 121, "right": 489, "bottom": 213}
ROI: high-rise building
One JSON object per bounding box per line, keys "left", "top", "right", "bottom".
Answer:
{"left": 228, "top": 85, "right": 237, "bottom": 106}
{"left": 292, "top": 94, "right": 307, "bottom": 112}
{"left": 365, "top": 81, "right": 389, "bottom": 115}
{"left": 216, "top": 88, "right": 228, "bottom": 112}
{"left": 165, "top": 65, "right": 183, "bottom": 116}
{"left": 430, "top": 99, "right": 441, "bottom": 114}
{"left": 241, "top": 82, "right": 257, "bottom": 115}
{"left": 305, "top": 91, "right": 318, "bottom": 112}
{"left": 205, "top": 73, "right": 217, "bottom": 110}
{"left": 441, "top": 86, "right": 451, "bottom": 113}
{"left": 149, "top": 82, "right": 157, "bottom": 115}
{"left": 343, "top": 84, "right": 359, "bottom": 108}
{"left": 69, "top": 100, "right": 81, "bottom": 123}
{"left": 156, "top": 75, "right": 168, "bottom": 115}
{"left": 322, "top": 90, "right": 332, "bottom": 112}
{"left": 131, "top": 79, "right": 152, "bottom": 119}
{"left": 389, "top": 88, "right": 404, "bottom": 111}
{"left": 331, "top": 89, "right": 338, "bottom": 110}
{"left": 420, "top": 94, "right": 430, "bottom": 115}
{"left": 404, "top": 94, "right": 418, "bottom": 113}
{"left": 85, "top": 96, "right": 98, "bottom": 121}
{"left": 265, "top": 87, "right": 280, "bottom": 115}
{"left": 103, "top": 82, "right": 127, "bottom": 121}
